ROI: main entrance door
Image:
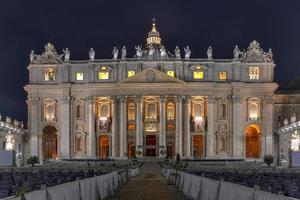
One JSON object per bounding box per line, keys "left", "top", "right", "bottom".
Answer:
{"left": 146, "top": 135, "right": 156, "bottom": 156}
{"left": 193, "top": 135, "right": 203, "bottom": 159}
{"left": 245, "top": 125, "right": 261, "bottom": 158}
{"left": 99, "top": 136, "right": 109, "bottom": 159}
{"left": 42, "top": 126, "right": 57, "bottom": 160}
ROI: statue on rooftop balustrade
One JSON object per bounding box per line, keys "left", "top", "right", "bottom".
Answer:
{"left": 207, "top": 46, "right": 213, "bottom": 59}
{"left": 63, "top": 48, "right": 70, "bottom": 62}
{"left": 184, "top": 46, "right": 191, "bottom": 59}
{"left": 233, "top": 45, "right": 240, "bottom": 60}
{"left": 135, "top": 45, "right": 143, "bottom": 59}
{"left": 121, "top": 46, "right": 127, "bottom": 60}
{"left": 148, "top": 44, "right": 154, "bottom": 59}
{"left": 160, "top": 45, "right": 167, "bottom": 59}
{"left": 174, "top": 46, "right": 181, "bottom": 60}
{"left": 30, "top": 50, "right": 35, "bottom": 63}
{"left": 89, "top": 48, "right": 95, "bottom": 61}
{"left": 266, "top": 48, "right": 273, "bottom": 62}
{"left": 112, "top": 46, "right": 119, "bottom": 60}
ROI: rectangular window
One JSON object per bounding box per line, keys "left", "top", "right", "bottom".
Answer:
{"left": 44, "top": 69, "right": 55, "bottom": 81}
{"left": 249, "top": 67, "right": 259, "bottom": 80}
{"left": 219, "top": 71, "right": 227, "bottom": 80}
{"left": 167, "top": 70, "right": 175, "bottom": 77}
{"left": 193, "top": 71, "right": 204, "bottom": 79}
{"left": 76, "top": 72, "right": 84, "bottom": 81}
{"left": 99, "top": 72, "right": 109, "bottom": 80}
{"left": 128, "top": 70, "right": 135, "bottom": 77}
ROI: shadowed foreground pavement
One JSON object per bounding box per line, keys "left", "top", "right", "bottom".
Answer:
{"left": 106, "top": 162, "right": 187, "bottom": 200}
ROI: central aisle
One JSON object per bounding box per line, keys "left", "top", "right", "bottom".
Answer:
{"left": 106, "top": 162, "right": 187, "bottom": 200}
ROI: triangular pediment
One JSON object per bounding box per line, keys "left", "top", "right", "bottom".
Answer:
{"left": 120, "top": 68, "right": 185, "bottom": 84}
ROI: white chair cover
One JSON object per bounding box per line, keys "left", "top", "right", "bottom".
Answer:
{"left": 182, "top": 173, "right": 193, "bottom": 196}
{"left": 188, "top": 174, "right": 202, "bottom": 200}
{"left": 217, "top": 181, "right": 255, "bottom": 200}
{"left": 24, "top": 189, "right": 47, "bottom": 200}
{"left": 47, "top": 181, "right": 80, "bottom": 200}
{"left": 79, "top": 177, "right": 97, "bottom": 200}
{"left": 253, "top": 190, "right": 283, "bottom": 200}
{"left": 198, "top": 177, "right": 220, "bottom": 200}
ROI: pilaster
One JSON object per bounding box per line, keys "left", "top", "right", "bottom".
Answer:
{"left": 175, "top": 95, "right": 183, "bottom": 157}
{"left": 159, "top": 96, "right": 167, "bottom": 157}
{"left": 206, "top": 95, "right": 217, "bottom": 157}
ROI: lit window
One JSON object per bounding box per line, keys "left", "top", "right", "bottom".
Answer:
{"left": 249, "top": 67, "right": 259, "bottom": 80}
{"left": 167, "top": 70, "right": 175, "bottom": 77}
{"left": 128, "top": 71, "right": 135, "bottom": 77}
{"left": 219, "top": 71, "right": 227, "bottom": 80}
{"left": 43, "top": 99, "right": 56, "bottom": 122}
{"left": 128, "top": 103, "right": 135, "bottom": 120}
{"left": 76, "top": 72, "right": 84, "bottom": 81}
{"left": 291, "top": 131, "right": 300, "bottom": 151}
{"left": 101, "top": 66, "right": 107, "bottom": 70}
{"left": 99, "top": 72, "right": 109, "bottom": 80}
{"left": 167, "top": 103, "right": 174, "bottom": 120}
{"left": 193, "top": 71, "right": 204, "bottom": 79}
{"left": 44, "top": 69, "right": 55, "bottom": 81}
{"left": 248, "top": 100, "right": 260, "bottom": 121}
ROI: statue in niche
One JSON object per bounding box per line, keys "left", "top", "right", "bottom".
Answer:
{"left": 174, "top": 46, "right": 181, "bottom": 60}
{"left": 184, "top": 46, "right": 191, "bottom": 59}
{"left": 233, "top": 45, "right": 240, "bottom": 60}
{"left": 160, "top": 45, "right": 167, "bottom": 59}
{"left": 89, "top": 48, "right": 95, "bottom": 61}
{"left": 112, "top": 46, "right": 119, "bottom": 60}
{"left": 207, "top": 46, "right": 213, "bottom": 59}
{"left": 266, "top": 48, "right": 273, "bottom": 62}
{"left": 30, "top": 50, "right": 35, "bottom": 63}
{"left": 284, "top": 118, "right": 289, "bottom": 126}
{"left": 148, "top": 44, "right": 154, "bottom": 59}
{"left": 63, "top": 48, "right": 70, "bottom": 62}
{"left": 291, "top": 114, "right": 297, "bottom": 123}
{"left": 121, "top": 46, "right": 127, "bottom": 60}
{"left": 135, "top": 45, "right": 143, "bottom": 59}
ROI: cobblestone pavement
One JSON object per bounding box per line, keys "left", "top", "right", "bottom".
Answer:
{"left": 106, "top": 162, "right": 187, "bottom": 200}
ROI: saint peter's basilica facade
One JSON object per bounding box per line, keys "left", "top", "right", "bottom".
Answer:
{"left": 25, "top": 20, "right": 278, "bottom": 161}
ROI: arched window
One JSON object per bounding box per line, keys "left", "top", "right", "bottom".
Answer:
{"left": 167, "top": 103, "right": 174, "bottom": 120}
{"left": 128, "top": 103, "right": 135, "bottom": 120}
{"left": 44, "top": 69, "right": 55, "bottom": 81}
{"left": 43, "top": 99, "right": 56, "bottom": 122}
{"left": 148, "top": 103, "right": 156, "bottom": 119}
{"left": 248, "top": 99, "right": 260, "bottom": 121}
{"left": 194, "top": 103, "right": 202, "bottom": 117}
{"left": 100, "top": 104, "right": 109, "bottom": 117}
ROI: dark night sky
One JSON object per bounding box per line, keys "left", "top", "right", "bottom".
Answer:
{"left": 0, "top": 0, "right": 299, "bottom": 122}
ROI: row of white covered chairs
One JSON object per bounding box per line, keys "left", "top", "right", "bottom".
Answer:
{"left": 162, "top": 169, "right": 296, "bottom": 200}
{"left": 5, "top": 168, "right": 139, "bottom": 200}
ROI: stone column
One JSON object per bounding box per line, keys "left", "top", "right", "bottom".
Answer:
{"left": 119, "top": 96, "right": 127, "bottom": 158}
{"left": 264, "top": 96, "right": 274, "bottom": 156}
{"left": 206, "top": 96, "right": 217, "bottom": 158}
{"left": 28, "top": 97, "right": 41, "bottom": 161}
{"left": 175, "top": 96, "right": 183, "bottom": 157}
{"left": 184, "top": 96, "right": 192, "bottom": 158}
{"left": 159, "top": 96, "right": 167, "bottom": 157}
{"left": 136, "top": 96, "right": 143, "bottom": 155}
{"left": 111, "top": 97, "right": 117, "bottom": 158}
{"left": 231, "top": 95, "right": 244, "bottom": 158}
{"left": 60, "top": 96, "right": 72, "bottom": 159}
{"left": 87, "top": 96, "right": 96, "bottom": 158}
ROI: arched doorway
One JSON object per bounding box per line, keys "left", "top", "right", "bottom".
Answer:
{"left": 193, "top": 135, "right": 203, "bottom": 159}
{"left": 245, "top": 125, "right": 261, "bottom": 158}
{"left": 128, "top": 143, "right": 135, "bottom": 159}
{"left": 42, "top": 126, "right": 57, "bottom": 160}
{"left": 99, "top": 136, "right": 109, "bottom": 159}
{"left": 166, "top": 143, "right": 173, "bottom": 158}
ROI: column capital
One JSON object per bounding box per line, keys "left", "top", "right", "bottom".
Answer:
{"left": 228, "top": 95, "right": 243, "bottom": 104}
{"left": 159, "top": 95, "right": 167, "bottom": 103}
{"left": 29, "top": 97, "right": 40, "bottom": 105}
{"left": 86, "top": 96, "right": 95, "bottom": 104}
{"left": 207, "top": 95, "right": 217, "bottom": 104}
{"left": 136, "top": 95, "right": 142, "bottom": 103}
{"left": 184, "top": 95, "right": 192, "bottom": 103}
{"left": 60, "top": 96, "right": 73, "bottom": 104}
{"left": 264, "top": 96, "right": 274, "bottom": 104}
{"left": 118, "top": 95, "right": 127, "bottom": 103}
{"left": 174, "top": 95, "right": 182, "bottom": 103}
{"left": 111, "top": 96, "right": 118, "bottom": 104}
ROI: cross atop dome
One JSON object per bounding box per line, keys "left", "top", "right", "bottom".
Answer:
{"left": 146, "top": 18, "right": 162, "bottom": 47}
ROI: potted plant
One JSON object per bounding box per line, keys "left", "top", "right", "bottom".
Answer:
{"left": 263, "top": 154, "right": 274, "bottom": 167}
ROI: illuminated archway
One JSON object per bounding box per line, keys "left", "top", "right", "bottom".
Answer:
{"left": 99, "top": 136, "right": 109, "bottom": 159}
{"left": 245, "top": 124, "right": 261, "bottom": 158}
{"left": 42, "top": 126, "right": 57, "bottom": 160}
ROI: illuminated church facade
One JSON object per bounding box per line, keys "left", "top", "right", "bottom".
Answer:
{"left": 25, "top": 20, "right": 278, "bottom": 161}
